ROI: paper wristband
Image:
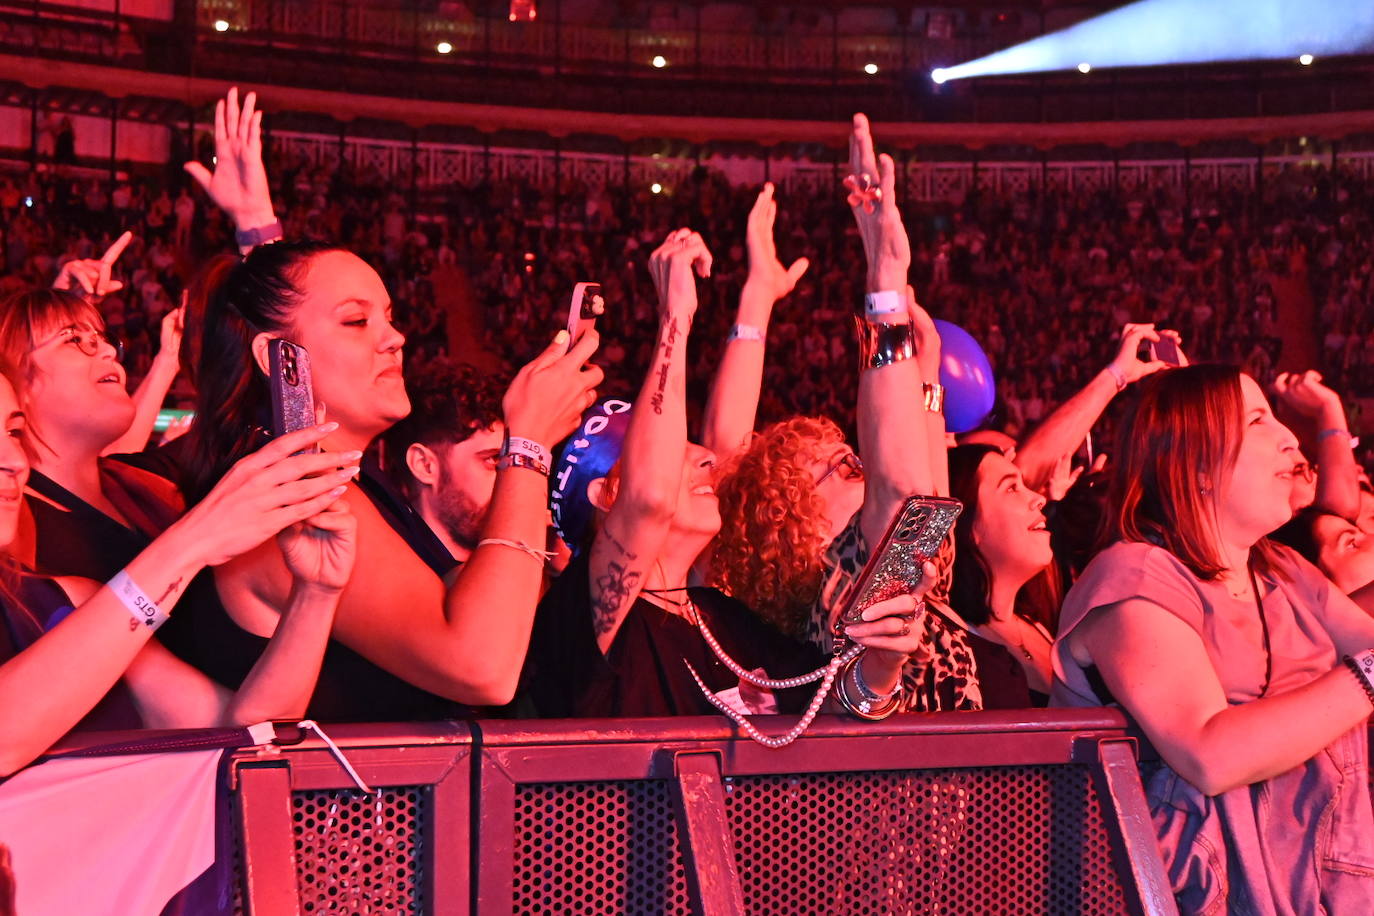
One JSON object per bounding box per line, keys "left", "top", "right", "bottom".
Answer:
{"left": 109, "top": 570, "right": 169, "bottom": 631}
{"left": 864, "top": 290, "right": 905, "bottom": 320}
{"left": 502, "top": 435, "right": 551, "bottom": 467}
{"left": 728, "top": 323, "right": 765, "bottom": 343}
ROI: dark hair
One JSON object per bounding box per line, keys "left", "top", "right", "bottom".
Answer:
{"left": 947, "top": 443, "right": 1060, "bottom": 629}
{"left": 1268, "top": 506, "right": 1333, "bottom": 567}
{"left": 1105, "top": 364, "right": 1285, "bottom": 581}
{"left": 182, "top": 241, "right": 343, "bottom": 501}
{"left": 378, "top": 360, "right": 505, "bottom": 502}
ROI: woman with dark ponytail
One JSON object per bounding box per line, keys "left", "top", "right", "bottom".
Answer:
{"left": 182, "top": 235, "right": 603, "bottom": 714}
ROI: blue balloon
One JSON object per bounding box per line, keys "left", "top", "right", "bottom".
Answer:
{"left": 934, "top": 319, "right": 996, "bottom": 433}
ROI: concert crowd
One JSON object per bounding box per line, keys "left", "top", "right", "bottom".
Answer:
{"left": 1, "top": 89, "right": 1372, "bottom": 913}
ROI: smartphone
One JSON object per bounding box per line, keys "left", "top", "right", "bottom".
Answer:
{"left": 832, "top": 495, "right": 963, "bottom": 635}
{"left": 268, "top": 339, "right": 317, "bottom": 448}
{"left": 566, "top": 282, "right": 605, "bottom": 348}
{"left": 1150, "top": 335, "right": 1182, "bottom": 366}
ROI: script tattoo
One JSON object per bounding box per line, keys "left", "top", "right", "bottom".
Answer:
{"left": 649, "top": 318, "right": 680, "bottom": 415}
{"left": 592, "top": 561, "right": 641, "bottom": 638}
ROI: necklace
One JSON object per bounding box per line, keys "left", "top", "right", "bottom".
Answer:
{"left": 980, "top": 616, "right": 1034, "bottom": 661}
{"left": 1247, "top": 564, "right": 1273, "bottom": 697}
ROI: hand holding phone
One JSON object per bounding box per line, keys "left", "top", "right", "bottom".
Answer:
{"left": 268, "top": 339, "right": 318, "bottom": 451}
{"left": 1149, "top": 335, "right": 1182, "bottom": 367}
{"left": 566, "top": 282, "right": 605, "bottom": 349}
{"left": 832, "top": 495, "right": 962, "bottom": 636}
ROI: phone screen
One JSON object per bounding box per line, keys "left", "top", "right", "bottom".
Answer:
{"left": 1151, "top": 337, "right": 1181, "bottom": 366}
{"left": 566, "top": 282, "right": 605, "bottom": 348}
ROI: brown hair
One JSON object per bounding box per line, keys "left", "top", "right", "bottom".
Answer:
{"left": 1104, "top": 364, "right": 1284, "bottom": 580}
{"left": 711, "top": 416, "right": 845, "bottom": 637}
{"left": 0, "top": 288, "right": 103, "bottom": 384}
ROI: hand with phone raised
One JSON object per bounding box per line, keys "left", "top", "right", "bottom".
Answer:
{"left": 503, "top": 328, "right": 605, "bottom": 454}
{"left": 171, "top": 421, "right": 359, "bottom": 578}
{"left": 1108, "top": 322, "right": 1186, "bottom": 387}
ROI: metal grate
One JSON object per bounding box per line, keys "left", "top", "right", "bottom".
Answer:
{"left": 291, "top": 786, "right": 427, "bottom": 914}
{"left": 724, "top": 766, "right": 1129, "bottom": 916}
{"left": 511, "top": 766, "right": 1128, "bottom": 915}
{"left": 513, "top": 780, "right": 691, "bottom": 915}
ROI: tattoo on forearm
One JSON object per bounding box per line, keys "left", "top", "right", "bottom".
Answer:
{"left": 157, "top": 577, "right": 184, "bottom": 606}
{"left": 592, "top": 561, "right": 641, "bottom": 638}
{"left": 650, "top": 319, "right": 680, "bottom": 415}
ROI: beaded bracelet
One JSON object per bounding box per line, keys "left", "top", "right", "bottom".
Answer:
{"left": 1344, "top": 649, "right": 1374, "bottom": 707}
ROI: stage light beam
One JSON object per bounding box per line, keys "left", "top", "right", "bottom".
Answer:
{"left": 864, "top": 62, "right": 879, "bottom": 75}
{"left": 934, "top": 0, "right": 1374, "bottom": 82}
{"left": 437, "top": 41, "right": 453, "bottom": 54}
{"left": 652, "top": 55, "right": 668, "bottom": 69}
{"left": 213, "top": 19, "right": 229, "bottom": 32}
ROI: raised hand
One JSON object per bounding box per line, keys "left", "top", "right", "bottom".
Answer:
{"left": 1273, "top": 370, "right": 1344, "bottom": 421}
{"left": 843, "top": 113, "right": 909, "bottom": 293}
{"left": 743, "top": 183, "right": 808, "bottom": 304}
{"left": 52, "top": 230, "right": 132, "bottom": 301}
{"left": 183, "top": 87, "right": 275, "bottom": 230}
{"left": 842, "top": 561, "right": 939, "bottom": 694}
{"left": 178, "top": 422, "right": 362, "bottom": 567}
{"left": 1107, "top": 322, "right": 1181, "bottom": 386}
{"left": 502, "top": 328, "right": 605, "bottom": 451}
{"left": 279, "top": 495, "right": 357, "bottom": 593}
{"left": 647, "top": 228, "right": 712, "bottom": 321}
{"left": 156, "top": 302, "right": 185, "bottom": 367}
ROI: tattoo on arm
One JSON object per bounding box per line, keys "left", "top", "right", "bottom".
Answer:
{"left": 156, "top": 577, "right": 184, "bottom": 607}
{"left": 649, "top": 318, "right": 680, "bottom": 415}
{"left": 592, "top": 560, "right": 641, "bottom": 639}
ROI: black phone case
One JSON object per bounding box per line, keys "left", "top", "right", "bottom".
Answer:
{"left": 833, "top": 495, "right": 963, "bottom": 632}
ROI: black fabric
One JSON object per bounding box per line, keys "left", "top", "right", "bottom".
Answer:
{"left": 965, "top": 631, "right": 1048, "bottom": 709}
{"left": 1, "top": 574, "right": 142, "bottom": 732}
{"left": 522, "top": 551, "right": 826, "bottom": 718}
{"left": 29, "top": 459, "right": 466, "bottom": 723}
{"left": 356, "top": 455, "right": 457, "bottom": 579}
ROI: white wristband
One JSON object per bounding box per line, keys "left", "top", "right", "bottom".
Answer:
{"left": 109, "top": 570, "right": 169, "bottom": 631}
{"left": 864, "top": 290, "right": 905, "bottom": 321}
{"left": 501, "top": 434, "right": 550, "bottom": 467}
{"left": 727, "top": 323, "right": 765, "bottom": 343}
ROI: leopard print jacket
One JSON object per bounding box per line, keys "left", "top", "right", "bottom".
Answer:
{"left": 806, "top": 512, "right": 982, "bottom": 712}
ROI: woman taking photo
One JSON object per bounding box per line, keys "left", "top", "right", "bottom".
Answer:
{"left": 0, "top": 362, "right": 357, "bottom": 776}
{"left": 1053, "top": 364, "right": 1374, "bottom": 913}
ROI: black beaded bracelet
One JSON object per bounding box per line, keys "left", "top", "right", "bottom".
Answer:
{"left": 1342, "top": 655, "right": 1374, "bottom": 707}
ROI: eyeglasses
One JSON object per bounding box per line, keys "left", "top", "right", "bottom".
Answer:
{"left": 817, "top": 451, "right": 864, "bottom": 486}
{"left": 31, "top": 325, "right": 124, "bottom": 362}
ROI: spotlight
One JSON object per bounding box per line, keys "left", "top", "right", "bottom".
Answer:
{"left": 931, "top": 67, "right": 948, "bottom": 84}
{"left": 1299, "top": 53, "right": 1314, "bottom": 65}
{"left": 213, "top": 19, "right": 229, "bottom": 32}
{"left": 1078, "top": 61, "right": 1092, "bottom": 73}
{"left": 652, "top": 55, "right": 667, "bottom": 69}
{"left": 509, "top": 0, "right": 536, "bottom": 22}
{"left": 651, "top": 183, "right": 663, "bottom": 194}
{"left": 863, "top": 62, "right": 879, "bottom": 75}
{"left": 436, "top": 41, "right": 453, "bottom": 54}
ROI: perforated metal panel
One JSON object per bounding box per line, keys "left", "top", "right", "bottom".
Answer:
{"left": 511, "top": 766, "right": 1129, "bottom": 916}
{"left": 291, "top": 786, "right": 427, "bottom": 914}
{"left": 513, "top": 780, "right": 691, "bottom": 914}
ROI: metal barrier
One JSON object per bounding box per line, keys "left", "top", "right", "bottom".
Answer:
{"left": 214, "top": 710, "right": 1176, "bottom": 916}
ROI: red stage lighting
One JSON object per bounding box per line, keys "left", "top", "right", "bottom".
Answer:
{"left": 509, "top": 0, "right": 536, "bottom": 22}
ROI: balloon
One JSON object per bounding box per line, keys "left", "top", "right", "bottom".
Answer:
{"left": 934, "top": 319, "right": 996, "bottom": 433}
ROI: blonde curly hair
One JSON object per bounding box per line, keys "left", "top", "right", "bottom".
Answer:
{"left": 712, "top": 416, "right": 847, "bottom": 638}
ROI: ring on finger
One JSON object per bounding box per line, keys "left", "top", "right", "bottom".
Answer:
{"left": 899, "top": 619, "right": 911, "bottom": 637}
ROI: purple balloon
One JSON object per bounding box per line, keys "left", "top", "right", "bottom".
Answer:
{"left": 934, "top": 319, "right": 996, "bottom": 433}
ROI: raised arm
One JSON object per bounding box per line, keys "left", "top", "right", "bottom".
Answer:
{"left": 106, "top": 303, "right": 183, "bottom": 455}
{"left": 1073, "top": 596, "right": 1374, "bottom": 796}
{"left": 1015, "top": 323, "right": 1172, "bottom": 492}
{"left": 1272, "top": 370, "right": 1360, "bottom": 521}
{"left": 0, "top": 423, "right": 352, "bottom": 776}
{"left": 184, "top": 87, "right": 278, "bottom": 254}
{"left": 587, "top": 230, "right": 710, "bottom": 653}
{"left": 700, "top": 184, "right": 807, "bottom": 462}
{"left": 845, "top": 114, "right": 930, "bottom": 547}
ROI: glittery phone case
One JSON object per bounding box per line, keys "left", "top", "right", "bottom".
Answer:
{"left": 834, "top": 495, "right": 963, "bottom": 632}
{"left": 268, "top": 339, "right": 316, "bottom": 445}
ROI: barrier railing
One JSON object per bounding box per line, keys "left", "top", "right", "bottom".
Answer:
{"left": 201, "top": 710, "right": 1179, "bottom": 915}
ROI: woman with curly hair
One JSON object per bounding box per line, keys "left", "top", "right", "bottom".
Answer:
{"left": 710, "top": 115, "right": 977, "bottom": 714}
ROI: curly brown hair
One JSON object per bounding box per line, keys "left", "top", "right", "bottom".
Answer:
{"left": 711, "top": 416, "right": 847, "bottom": 637}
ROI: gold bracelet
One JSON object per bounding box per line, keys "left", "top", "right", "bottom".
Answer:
{"left": 855, "top": 317, "right": 916, "bottom": 371}
{"left": 923, "top": 383, "right": 945, "bottom": 414}
{"left": 834, "top": 655, "right": 900, "bottom": 720}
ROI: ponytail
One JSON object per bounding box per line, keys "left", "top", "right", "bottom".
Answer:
{"left": 182, "top": 241, "right": 341, "bottom": 502}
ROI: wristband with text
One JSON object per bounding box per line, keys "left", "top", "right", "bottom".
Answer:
{"left": 863, "top": 290, "right": 905, "bottom": 321}
{"left": 234, "top": 220, "right": 284, "bottom": 250}
{"left": 109, "top": 570, "right": 169, "bottom": 632}
{"left": 501, "top": 432, "right": 551, "bottom": 467}
{"left": 727, "top": 323, "right": 765, "bottom": 343}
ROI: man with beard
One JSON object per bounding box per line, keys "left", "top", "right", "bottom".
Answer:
{"left": 379, "top": 361, "right": 506, "bottom": 575}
